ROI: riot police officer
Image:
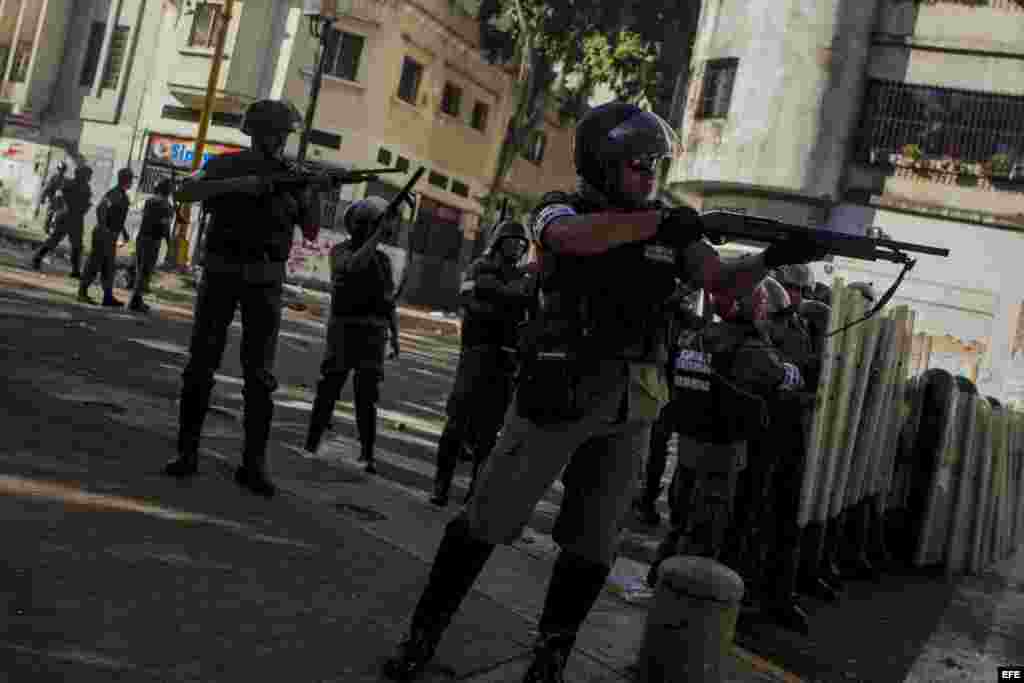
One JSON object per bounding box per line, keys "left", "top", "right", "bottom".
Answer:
{"left": 39, "top": 160, "right": 68, "bottom": 234}
{"left": 32, "top": 165, "right": 93, "bottom": 278}
{"left": 78, "top": 167, "right": 134, "bottom": 307}
{"left": 305, "top": 196, "right": 400, "bottom": 474}
{"left": 129, "top": 178, "right": 175, "bottom": 313}
{"left": 383, "top": 102, "right": 827, "bottom": 683}
{"left": 162, "top": 99, "right": 318, "bottom": 498}
{"left": 429, "top": 220, "right": 534, "bottom": 507}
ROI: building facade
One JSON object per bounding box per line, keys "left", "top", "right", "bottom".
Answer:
{"left": 669, "top": 0, "right": 1024, "bottom": 401}
{"left": 0, "top": 0, "right": 576, "bottom": 310}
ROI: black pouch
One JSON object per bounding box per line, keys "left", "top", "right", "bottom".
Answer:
{"left": 515, "top": 351, "right": 585, "bottom": 426}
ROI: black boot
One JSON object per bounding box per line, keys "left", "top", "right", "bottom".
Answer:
{"left": 236, "top": 389, "right": 275, "bottom": 498}
{"left": 305, "top": 375, "right": 343, "bottom": 454}
{"left": 164, "top": 380, "right": 212, "bottom": 478}
{"left": 523, "top": 550, "right": 611, "bottom": 683}
{"left": 383, "top": 517, "right": 495, "bottom": 680}
{"left": 823, "top": 516, "right": 845, "bottom": 589}
{"left": 355, "top": 391, "right": 378, "bottom": 474}
{"left": 798, "top": 522, "right": 839, "bottom": 602}
{"left": 430, "top": 422, "right": 461, "bottom": 507}
{"left": 844, "top": 500, "right": 878, "bottom": 581}
{"left": 763, "top": 526, "right": 810, "bottom": 636}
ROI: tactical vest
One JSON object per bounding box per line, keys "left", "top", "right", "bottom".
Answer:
{"left": 202, "top": 151, "right": 297, "bottom": 263}
{"left": 672, "top": 324, "right": 768, "bottom": 444}
{"left": 460, "top": 258, "right": 530, "bottom": 349}
{"left": 331, "top": 243, "right": 394, "bottom": 319}
{"left": 533, "top": 192, "right": 688, "bottom": 363}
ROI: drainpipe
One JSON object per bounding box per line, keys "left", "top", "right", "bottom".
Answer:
{"left": 1, "top": 0, "right": 27, "bottom": 98}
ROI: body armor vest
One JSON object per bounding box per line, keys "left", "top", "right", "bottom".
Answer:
{"left": 202, "top": 151, "right": 297, "bottom": 263}
{"left": 533, "top": 192, "right": 689, "bottom": 363}
{"left": 331, "top": 243, "right": 394, "bottom": 319}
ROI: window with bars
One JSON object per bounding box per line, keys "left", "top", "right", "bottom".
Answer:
{"left": 697, "top": 58, "right": 738, "bottom": 120}
{"left": 188, "top": 2, "right": 225, "bottom": 49}
{"left": 100, "top": 25, "right": 130, "bottom": 90}
{"left": 323, "top": 29, "right": 364, "bottom": 82}
{"left": 9, "top": 41, "right": 32, "bottom": 84}
{"left": 857, "top": 79, "right": 1024, "bottom": 175}
{"left": 397, "top": 57, "right": 423, "bottom": 105}
{"left": 80, "top": 22, "right": 106, "bottom": 86}
{"left": 441, "top": 82, "right": 462, "bottom": 117}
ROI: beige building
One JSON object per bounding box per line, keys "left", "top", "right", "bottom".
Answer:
{"left": 670, "top": 0, "right": 1024, "bottom": 401}
{"left": 0, "top": 0, "right": 576, "bottom": 309}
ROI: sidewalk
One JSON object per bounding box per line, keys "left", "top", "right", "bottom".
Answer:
{"left": 0, "top": 276, "right": 789, "bottom": 681}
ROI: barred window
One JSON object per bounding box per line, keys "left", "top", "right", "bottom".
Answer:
{"left": 101, "top": 25, "right": 131, "bottom": 90}
{"left": 397, "top": 57, "right": 423, "bottom": 105}
{"left": 697, "top": 58, "right": 738, "bottom": 120}
{"left": 80, "top": 22, "right": 106, "bottom": 86}
{"left": 858, "top": 79, "right": 1024, "bottom": 173}
{"left": 323, "top": 29, "right": 364, "bottom": 82}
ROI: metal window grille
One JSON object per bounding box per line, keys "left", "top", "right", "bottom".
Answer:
{"left": 696, "top": 58, "right": 738, "bottom": 120}
{"left": 857, "top": 79, "right": 1024, "bottom": 174}
{"left": 441, "top": 82, "right": 462, "bottom": 116}
{"left": 188, "top": 3, "right": 225, "bottom": 49}
{"left": 324, "top": 29, "right": 364, "bottom": 82}
{"left": 397, "top": 57, "right": 423, "bottom": 105}
{"left": 100, "top": 26, "right": 130, "bottom": 90}
{"left": 80, "top": 22, "right": 106, "bottom": 86}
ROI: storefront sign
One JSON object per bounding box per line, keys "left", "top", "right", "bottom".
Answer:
{"left": 146, "top": 134, "right": 244, "bottom": 169}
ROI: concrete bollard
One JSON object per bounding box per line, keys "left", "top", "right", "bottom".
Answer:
{"left": 637, "top": 555, "right": 745, "bottom": 683}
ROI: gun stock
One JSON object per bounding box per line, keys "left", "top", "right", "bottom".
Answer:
{"left": 699, "top": 210, "right": 950, "bottom": 265}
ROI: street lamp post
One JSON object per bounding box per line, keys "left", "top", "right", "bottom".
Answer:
{"left": 297, "top": 1, "right": 338, "bottom": 162}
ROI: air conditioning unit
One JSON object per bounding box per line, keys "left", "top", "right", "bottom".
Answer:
{"left": 303, "top": 0, "right": 337, "bottom": 19}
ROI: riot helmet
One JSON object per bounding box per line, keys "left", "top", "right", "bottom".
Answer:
{"left": 485, "top": 220, "right": 529, "bottom": 263}
{"left": 761, "top": 277, "right": 792, "bottom": 316}
{"left": 240, "top": 100, "right": 303, "bottom": 138}
{"left": 573, "top": 102, "right": 678, "bottom": 208}
{"left": 343, "top": 196, "right": 391, "bottom": 244}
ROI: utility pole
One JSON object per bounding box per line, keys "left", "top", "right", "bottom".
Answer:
{"left": 297, "top": 2, "right": 337, "bottom": 162}
{"left": 172, "top": 0, "right": 235, "bottom": 269}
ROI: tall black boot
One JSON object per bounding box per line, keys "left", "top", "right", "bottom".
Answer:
{"left": 524, "top": 550, "right": 611, "bottom": 683}
{"left": 305, "top": 375, "right": 343, "bottom": 453}
{"left": 762, "top": 521, "right": 810, "bottom": 636}
{"left": 383, "top": 516, "right": 495, "bottom": 681}
{"left": 430, "top": 422, "right": 461, "bottom": 507}
{"left": 823, "top": 514, "right": 846, "bottom": 588}
{"left": 355, "top": 391, "right": 378, "bottom": 474}
{"left": 164, "top": 380, "right": 213, "bottom": 477}
{"left": 844, "top": 499, "right": 878, "bottom": 581}
{"left": 235, "top": 388, "right": 276, "bottom": 498}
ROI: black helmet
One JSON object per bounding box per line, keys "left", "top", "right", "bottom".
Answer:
{"left": 573, "top": 102, "right": 677, "bottom": 206}
{"left": 343, "top": 196, "right": 390, "bottom": 242}
{"left": 240, "top": 100, "right": 303, "bottom": 137}
{"left": 117, "top": 167, "right": 134, "bottom": 184}
{"left": 485, "top": 220, "right": 528, "bottom": 256}
{"left": 75, "top": 165, "right": 93, "bottom": 180}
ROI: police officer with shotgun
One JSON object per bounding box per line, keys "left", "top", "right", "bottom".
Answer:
{"left": 383, "top": 102, "right": 827, "bottom": 683}
{"left": 162, "top": 99, "right": 320, "bottom": 498}
{"left": 304, "top": 195, "right": 406, "bottom": 474}
{"left": 429, "top": 209, "right": 535, "bottom": 507}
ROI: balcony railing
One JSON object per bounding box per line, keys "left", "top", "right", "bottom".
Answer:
{"left": 857, "top": 79, "right": 1024, "bottom": 181}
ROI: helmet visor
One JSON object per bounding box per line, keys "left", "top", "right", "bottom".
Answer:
{"left": 606, "top": 111, "right": 679, "bottom": 165}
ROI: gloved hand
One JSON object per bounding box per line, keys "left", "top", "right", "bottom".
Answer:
{"left": 762, "top": 240, "right": 830, "bottom": 268}
{"left": 656, "top": 205, "right": 703, "bottom": 249}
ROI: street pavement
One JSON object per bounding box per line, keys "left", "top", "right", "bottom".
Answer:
{"left": 0, "top": 243, "right": 791, "bottom": 681}
{"left": 3, "top": 227, "right": 1024, "bottom": 682}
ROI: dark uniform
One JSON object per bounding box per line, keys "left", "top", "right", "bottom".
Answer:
{"left": 163, "top": 99, "right": 316, "bottom": 499}
{"left": 79, "top": 168, "right": 133, "bottom": 306}
{"left": 32, "top": 166, "right": 93, "bottom": 277}
{"left": 429, "top": 220, "right": 534, "bottom": 507}
{"left": 39, "top": 164, "right": 67, "bottom": 234}
{"left": 129, "top": 180, "right": 175, "bottom": 313}
{"left": 305, "top": 196, "right": 399, "bottom": 473}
